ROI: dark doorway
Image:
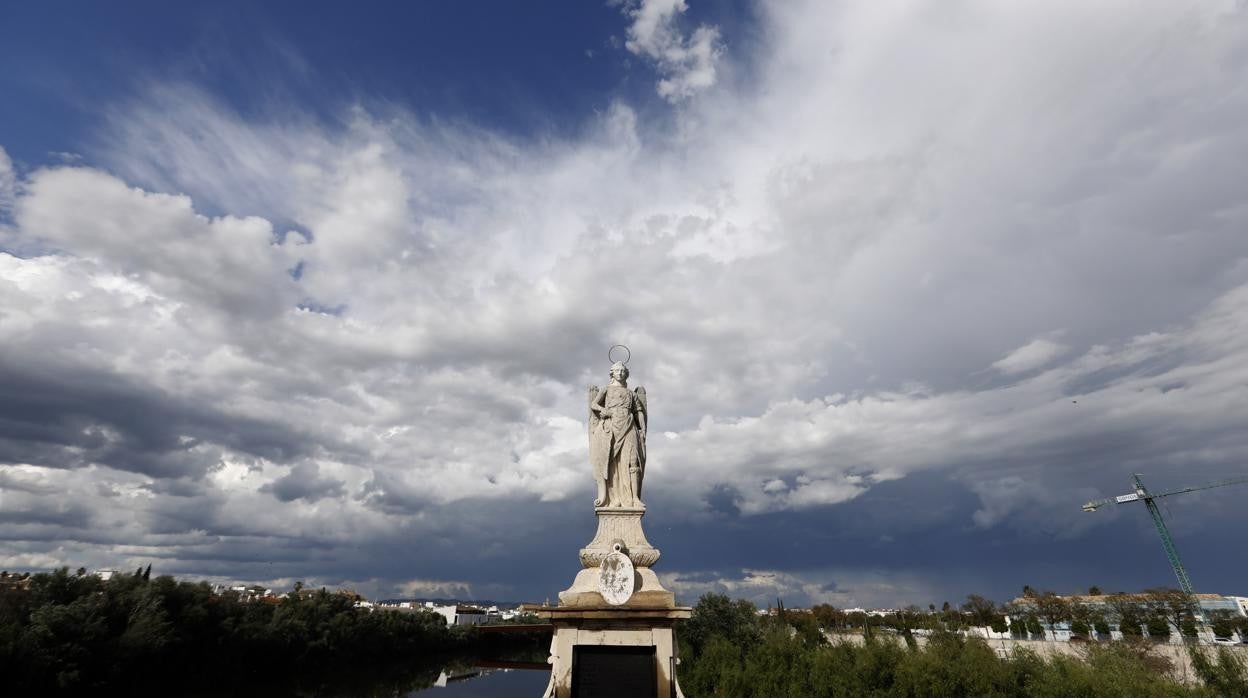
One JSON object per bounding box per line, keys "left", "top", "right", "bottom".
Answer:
{"left": 571, "top": 645, "right": 657, "bottom": 698}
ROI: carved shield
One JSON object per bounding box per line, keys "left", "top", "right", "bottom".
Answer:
{"left": 598, "top": 551, "right": 635, "bottom": 606}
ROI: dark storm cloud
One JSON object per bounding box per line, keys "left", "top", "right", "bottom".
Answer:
{"left": 260, "top": 462, "right": 346, "bottom": 503}
{"left": 0, "top": 357, "right": 311, "bottom": 479}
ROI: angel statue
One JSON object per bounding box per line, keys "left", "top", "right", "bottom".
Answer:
{"left": 588, "top": 360, "right": 647, "bottom": 508}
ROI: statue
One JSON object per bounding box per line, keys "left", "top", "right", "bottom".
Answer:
{"left": 588, "top": 353, "right": 647, "bottom": 508}
{"left": 541, "top": 346, "right": 687, "bottom": 698}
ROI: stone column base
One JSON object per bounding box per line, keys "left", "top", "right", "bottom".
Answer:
{"left": 558, "top": 566, "right": 675, "bottom": 608}
{"left": 532, "top": 606, "right": 692, "bottom": 698}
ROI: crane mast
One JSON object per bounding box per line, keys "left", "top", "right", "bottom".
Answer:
{"left": 1136, "top": 477, "right": 1194, "bottom": 595}
{"left": 1083, "top": 473, "right": 1248, "bottom": 600}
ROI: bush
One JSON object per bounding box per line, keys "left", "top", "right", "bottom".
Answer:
{"left": 676, "top": 597, "right": 1218, "bottom": 697}
{"left": 1189, "top": 645, "right": 1248, "bottom": 698}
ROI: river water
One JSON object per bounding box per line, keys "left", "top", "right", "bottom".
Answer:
{"left": 407, "top": 666, "right": 550, "bottom": 695}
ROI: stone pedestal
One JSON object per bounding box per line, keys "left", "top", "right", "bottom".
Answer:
{"left": 535, "top": 506, "right": 690, "bottom": 697}
{"left": 534, "top": 607, "right": 691, "bottom": 698}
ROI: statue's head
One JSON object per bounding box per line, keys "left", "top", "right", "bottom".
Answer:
{"left": 610, "top": 361, "right": 629, "bottom": 382}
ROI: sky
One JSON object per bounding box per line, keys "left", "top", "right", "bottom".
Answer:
{"left": 2, "top": 0, "right": 1248, "bottom": 609}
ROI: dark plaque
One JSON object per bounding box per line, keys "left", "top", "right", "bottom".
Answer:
{"left": 571, "top": 645, "right": 657, "bottom": 698}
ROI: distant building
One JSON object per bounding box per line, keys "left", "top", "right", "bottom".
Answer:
{"left": 0, "top": 572, "right": 32, "bottom": 590}
{"left": 432, "top": 604, "right": 487, "bottom": 627}
{"left": 1009, "top": 592, "right": 1246, "bottom": 643}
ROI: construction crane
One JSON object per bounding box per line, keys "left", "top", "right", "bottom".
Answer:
{"left": 1083, "top": 473, "right": 1248, "bottom": 595}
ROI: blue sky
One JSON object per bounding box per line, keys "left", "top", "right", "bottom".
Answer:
{"left": 2, "top": 0, "right": 1248, "bottom": 609}
{"left": 1, "top": 1, "right": 752, "bottom": 166}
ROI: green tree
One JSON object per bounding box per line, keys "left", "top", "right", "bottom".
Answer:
{"left": 962, "top": 594, "right": 998, "bottom": 628}
{"left": 1146, "top": 615, "right": 1172, "bottom": 640}
{"left": 679, "top": 593, "right": 761, "bottom": 660}
{"left": 1145, "top": 588, "right": 1197, "bottom": 642}
{"left": 1109, "top": 593, "right": 1145, "bottom": 638}
{"left": 1210, "top": 610, "right": 1238, "bottom": 640}
{"left": 1033, "top": 592, "right": 1072, "bottom": 641}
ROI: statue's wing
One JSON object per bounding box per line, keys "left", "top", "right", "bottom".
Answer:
{"left": 588, "top": 386, "right": 600, "bottom": 425}
{"left": 634, "top": 386, "right": 647, "bottom": 461}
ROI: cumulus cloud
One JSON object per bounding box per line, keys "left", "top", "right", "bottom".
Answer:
{"left": 3, "top": 0, "right": 1248, "bottom": 602}
{"left": 653, "top": 287, "right": 1248, "bottom": 521}
{"left": 618, "top": 0, "right": 722, "bottom": 102}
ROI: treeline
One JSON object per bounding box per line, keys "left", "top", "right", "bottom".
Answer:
{"left": 677, "top": 593, "right": 1248, "bottom": 697}
{"left": 0, "top": 567, "right": 492, "bottom": 695}
{"left": 804, "top": 587, "right": 1248, "bottom": 642}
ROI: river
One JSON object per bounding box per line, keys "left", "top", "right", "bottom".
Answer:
{"left": 407, "top": 666, "right": 551, "bottom": 695}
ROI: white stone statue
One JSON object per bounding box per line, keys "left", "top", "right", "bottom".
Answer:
{"left": 588, "top": 361, "right": 647, "bottom": 508}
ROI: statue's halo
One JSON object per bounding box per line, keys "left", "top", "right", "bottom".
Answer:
{"left": 608, "top": 344, "right": 631, "bottom": 365}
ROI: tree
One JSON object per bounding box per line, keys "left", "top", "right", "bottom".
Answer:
{"left": 962, "top": 595, "right": 998, "bottom": 628}
{"left": 1146, "top": 614, "right": 1171, "bottom": 640}
{"left": 1033, "top": 592, "right": 1072, "bottom": 641}
{"left": 1088, "top": 586, "right": 1102, "bottom": 596}
{"left": 1070, "top": 603, "right": 1105, "bottom": 641}
{"left": 1070, "top": 619, "right": 1091, "bottom": 639}
{"left": 1108, "top": 594, "right": 1144, "bottom": 637}
{"left": 680, "top": 593, "right": 762, "bottom": 659}
{"left": 1210, "top": 610, "right": 1238, "bottom": 640}
{"left": 811, "top": 604, "right": 845, "bottom": 632}
{"left": 1022, "top": 585, "right": 1037, "bottom": 598}
{"left": 1144, "top": 588, "right": 1197, "bottom": 643}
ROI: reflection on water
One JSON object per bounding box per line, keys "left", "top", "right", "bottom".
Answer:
{"left": 410, "top": 666, "right": 550, "bottom": 696}
{"left": 178, "top": 658, "right": 551, "bottom": 697}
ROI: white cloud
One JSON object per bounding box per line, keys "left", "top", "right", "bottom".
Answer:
{"left": 619, "top": 0, "right": 722, "bottom": 102}
{"left": 395, "top": 578, "right": 475, "bottom": 600}
{"left": 991, "top": 337, "right": 1069, "bottom": 375}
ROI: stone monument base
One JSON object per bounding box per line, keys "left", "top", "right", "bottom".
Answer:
{"left": 531, "top": 606, "right": 692, "bottom": 698}
{"left": 557, "top": 567, "right": 675, "bottom": 608}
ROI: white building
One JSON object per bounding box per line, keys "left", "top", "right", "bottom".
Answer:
{"left": 430, "top": 603, "right": 487, "bottom": 627}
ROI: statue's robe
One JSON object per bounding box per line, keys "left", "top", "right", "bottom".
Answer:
{"left": 589, "top": 385, "right": 645, "bottom": 506}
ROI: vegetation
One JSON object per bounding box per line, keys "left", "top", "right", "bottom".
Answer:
{"left": 678, "top": 593, "right": 1248, "bottom": 697}
{"left": 5, "top": 567, "right": 1247, "bottom": 696}
{"left": 0, "top": 567, "right": 535, "bottom": 695}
